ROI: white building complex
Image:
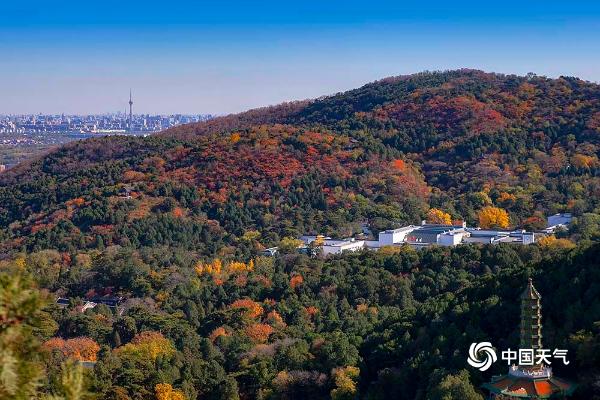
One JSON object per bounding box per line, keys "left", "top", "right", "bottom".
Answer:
{"left": 300, "top": 221, "right": 540, "bottom": 256}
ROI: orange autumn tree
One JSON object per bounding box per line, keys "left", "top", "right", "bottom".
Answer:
{"left": 290, "top": 274, "right": 304, "bottom": 289}
{"left": 478, "top": 206, "right": 510, "bottom": 229}
{"left": 266, "top": 310, "right": 285, "bottom": 327}
{"left": 43, "top": 337, "right": 100, "bottom": 362}
{"left": 209, "top": 327, "right": 228, "bottom": 342}
{"left": 155, "top": 383, "right": 185, "bottom": 400}
{"left": 229, "top": 132, "right": 241, "bottom": 144}
{"left": 571, "top": 153, "right": 598, "bottom": 169}
{"left": 498, "top": 192, "right": 516, "bottom": 203}
{"left": 171, "top": 207, "right": 185, "bottom": 218}
{"left": 245, "top": 323, "right": 274, "bottom": 343}
{"left": 392, "top": 159, "right": 405, "bottom": 170}
{"left": 426, "top": 208, "right": 452, "bottom": 225}
{"left": 230, "top": 299, "right": 263, "bottom": 319}
{"left": 305, "top": 306, "right": 319, "bottom": 318}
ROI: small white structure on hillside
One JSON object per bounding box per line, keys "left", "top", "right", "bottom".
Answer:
{"left": 438, "top": 229, "right": 470, "bottom": 246}
{"left": 522, "top": 232, "right": 535, "bottom": 245}
{"left": 464, "top": 229, "right": 537, "bottom": 245}
{"left": 547, "top": 213, "right": 572, "bottom": 227}
{"left": 322, "top": 239, "right": 366, "bottom": 256}
{"left": 261, "top": 247, "right": 279, "bottom": 257}
{"left": 378, "top": 226, "right": 418, "bottom": 246}
{"left": 545, "top": 213, "right": 572, "bottom": 233}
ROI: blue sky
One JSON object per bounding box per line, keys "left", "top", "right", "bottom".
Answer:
{"left": 1, "top": 1, "right": 599, "bottom": 114}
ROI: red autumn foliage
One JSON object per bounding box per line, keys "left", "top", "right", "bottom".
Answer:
{"left": 392, "top": 159, "right": 405, "bottom": 170}
{"left": 305, "top": 306, "right": 319, "bottom": 317}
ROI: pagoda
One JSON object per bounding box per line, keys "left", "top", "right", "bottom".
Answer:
{"left": 482, "top": 279, "right": 576, "bottom": 399}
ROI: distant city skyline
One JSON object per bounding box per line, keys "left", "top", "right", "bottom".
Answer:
{"left": 0, "top": 112, "right": 213, "bottom": 135}
{"left": 2, "top": 1, "right": 599, "bottom": 115}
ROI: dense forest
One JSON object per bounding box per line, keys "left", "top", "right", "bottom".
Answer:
{"left": 1, "top": 70, "right": 600, "bottom": 399}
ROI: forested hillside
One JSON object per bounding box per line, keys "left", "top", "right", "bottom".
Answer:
{"left": 287, "top": 70, "right": 600, "bottom": 228}
{"left": 1, "top": 70, "right": 600, "bottom": 399}
{"left": 2, "top": 70, "right": 600, "bottom": 253}
{"left": 2, "top": 242, "right": 599, "bottom": 399}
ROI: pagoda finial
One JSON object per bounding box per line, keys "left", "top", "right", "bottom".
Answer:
{"left": 521, "top": 277, "right": 541, "bottom": 300}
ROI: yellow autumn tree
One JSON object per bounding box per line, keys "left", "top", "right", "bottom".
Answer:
{"left": 228, "top": 261, "right": 254, "bottom": 273}
{"left": 230, "top": 132, "right": 241, "bottom": 144}
{"left": 313, "top": 235, "right": 326, "bottom": 246}
{"left": 241, "top": 230, "right": 260, "bottom": 241}
{"left": 571, "top": 154, "right": 598, "bottom": 169}
{"left": 115, "top": 331, "right": 175, "bottom": 361}
{"left": 426, "top": 208, "right": 452, "bottom": 225}
{"left": 14, "top": 256, "right": 26, "bottom": 271}
{"left": 155, "top": 383, "right": 186, "bottom": 400}
{"left": 537, "top": 235, "right": 576, "bottom": 249}
{"left": 478, "top": 206, "right": 510, "bottom": 229}
{"left": 195, "top": 259, "right": 254, "bottom": 278}
{"left": 195, "top": 259, "right": 222, "bottom": 276}
{"left": 331, "top": 366, "right": 360, "bottom": 400}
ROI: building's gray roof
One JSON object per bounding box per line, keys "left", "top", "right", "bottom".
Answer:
{"left": 381, "top": 225, "right": 417, "bottom": 234}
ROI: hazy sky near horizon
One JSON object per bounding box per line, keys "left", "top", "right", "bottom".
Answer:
{"left": 2, "top": 1, "right": 599, "bottom": 115}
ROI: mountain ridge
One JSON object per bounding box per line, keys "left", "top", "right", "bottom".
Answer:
{"left": 1, "top": 69, "right": 599, "bottom": 253}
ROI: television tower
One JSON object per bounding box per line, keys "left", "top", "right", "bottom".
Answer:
{"left": 128, "top": 89, "right": 133, "bottom": 132}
